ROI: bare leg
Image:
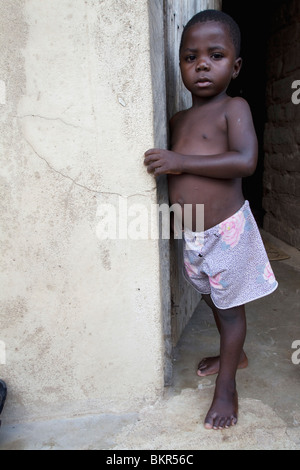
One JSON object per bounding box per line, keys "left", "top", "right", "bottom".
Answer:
{"left": 197, "top": 294, "right": 248, "bottom": 377}
{"left": 204, "top": 304, "right": 246, "bottom": 429}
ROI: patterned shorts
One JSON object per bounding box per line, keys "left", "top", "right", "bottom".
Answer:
{"left": 183, "top": 200, "right": 278, "bottom": 309}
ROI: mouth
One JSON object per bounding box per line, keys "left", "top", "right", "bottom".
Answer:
{"left": 195, "top": 78, "right": 212, "bottom": 87}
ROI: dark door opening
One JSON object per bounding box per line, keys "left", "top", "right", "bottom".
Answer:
{"left": 222, "top": 1, "right": 269, "bottom": 226}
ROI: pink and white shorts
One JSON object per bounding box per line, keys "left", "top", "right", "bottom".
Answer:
{"left": 183, "top": 201, "right": 278, "bottom": 309}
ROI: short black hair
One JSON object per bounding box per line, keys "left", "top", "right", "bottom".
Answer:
{"left": 180, "top": 9, "right": 241, "bottom": 58}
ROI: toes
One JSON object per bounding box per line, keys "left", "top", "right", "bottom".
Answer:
{"left": 213, "top": 416, "right": 223, "bottom": 430}
{"left": 225, "top": 417, "right": 232, "bottom": 428}
{"left": 231, "top": 415, "right": 238, "bottom": 426}
{"left": 197, "top": 358, "right": 207, "bottom": 369}
{"left": 204, "top": 413, "right": 216, "bottom": 429}
{"left": 197, "top": 362, "right": 209, "bottom": 377}
{"left": 218, "top": 417, "right": 226, "bottom": 429}
{"left": 224, "top": 416, "right": 237, "bottom": 428}
{"left": 204, "top": 421, "right": 213, "bottom": 429}
{"left": 205, "top": 414, "right": 238, "bottom": 430}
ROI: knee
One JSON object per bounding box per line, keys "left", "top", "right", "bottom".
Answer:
{"left": 217, "top": 305, "right": 245, "bottom": 324}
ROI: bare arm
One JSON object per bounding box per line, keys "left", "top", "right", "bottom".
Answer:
{"left": 144, "top": 98, "right": 258, "bottom": 179}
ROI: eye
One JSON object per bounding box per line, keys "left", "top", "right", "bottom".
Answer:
{"left": 186, "top": 55, "right": 196, "bottom": 62}
{"left": 211, "top": 52, "right": 224, "bottom": 60}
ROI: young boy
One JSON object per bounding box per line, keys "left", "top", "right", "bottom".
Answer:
{"left": 144, "top": 10, "right": 278, "bottom": 430}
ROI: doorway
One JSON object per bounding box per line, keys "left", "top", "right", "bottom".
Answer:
{"left": 222, "top": 0, "right": 270, "bottom": 226}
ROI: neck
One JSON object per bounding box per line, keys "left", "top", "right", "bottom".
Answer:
{"left": 191, "top": 90, "right": 228, "bottom": 107}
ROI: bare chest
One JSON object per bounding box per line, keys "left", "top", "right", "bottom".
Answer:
{"left": 171, "top": 108, "right": 228, "bottom": 154}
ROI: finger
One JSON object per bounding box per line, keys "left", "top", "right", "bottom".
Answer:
{"left": 154, "top": 166, "right": 168, "bottom": 176}
{"left": 147, "top": 162, "right": 162, "bottom": 173}
{"left": 144, "top": 155, "right": 160, "bottom": 165}
{"left": 144, "top": 148, "right": 160, "bottom": 157}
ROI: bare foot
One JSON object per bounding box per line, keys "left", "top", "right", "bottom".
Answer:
{"left": 197, "top": 351, "right": 248, "bottom": 377}
{"left": 204, "top": 382, "right": 238, "bottom": 430}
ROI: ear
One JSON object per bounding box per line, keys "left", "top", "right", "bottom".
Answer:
{"left": 232, "top": 57, "right": 242, "bottom": 80}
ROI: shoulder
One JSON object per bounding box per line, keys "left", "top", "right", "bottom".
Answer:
{"left": 225, "top": 96, "right": 252, "bottom": 116}
{"left": 225, "top": 97, "right": 257, "bottom": 145}
{"left": 169, "top": 110, "right": 186, "bottom": 130}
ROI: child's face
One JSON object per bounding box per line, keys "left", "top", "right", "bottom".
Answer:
{"left": 180, "top": 21, "right": 241, "bottom": 101}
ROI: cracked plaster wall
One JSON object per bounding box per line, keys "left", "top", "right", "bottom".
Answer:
{"left": 0, "top": 0, "right": 166, "bottom": 423}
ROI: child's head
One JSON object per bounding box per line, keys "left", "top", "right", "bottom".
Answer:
{"left": 180, "top": 9, "right": 241, "bottom": 59}
{"left": 179, "top": 9, "right": 242, "bottom": 101}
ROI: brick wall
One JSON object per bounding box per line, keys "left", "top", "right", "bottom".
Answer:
{"left": 263, "top": 0, "right": 300, "bottom": 248}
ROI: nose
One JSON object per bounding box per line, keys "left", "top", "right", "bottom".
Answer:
{"left": 196, "top": 59, "right": 210, "bottom": 71}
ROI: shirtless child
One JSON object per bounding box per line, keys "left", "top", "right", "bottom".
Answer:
{"left": 144, "top": 10, "right": 278, "bottom": 430}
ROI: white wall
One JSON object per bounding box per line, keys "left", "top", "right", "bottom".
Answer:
{"left": 0, "top": 0, "right": 166, "bottom": 423}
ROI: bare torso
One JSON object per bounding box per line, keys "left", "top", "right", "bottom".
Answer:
{"left": 168, "top": 96, "right": 245, "bottom": 231}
